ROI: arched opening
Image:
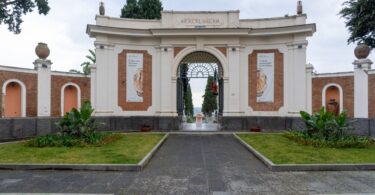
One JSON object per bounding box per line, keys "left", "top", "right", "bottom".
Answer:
{"left": 4, "top": 82, "right": 22, "bottom": 117}
{"left": 176, "top": 51, "right": 224, "bottom": 131}
{"left": 322, "top": 84, "right": 342, "bottom": 115}
{"left": 62, "top": 84, "right": 80, "bottom": 115}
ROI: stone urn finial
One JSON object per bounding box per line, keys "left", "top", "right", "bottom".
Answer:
{"left": 354, "top": 43, "right": 371, "bottom": 59}
{"left": 297, "top": 0, "right": 303, "bottom": 15}
{"left": 35, "top": 42, "right": 50, "bottom": 60}
{"left": 99, "top": 2, "right": 105, "bottom": 16}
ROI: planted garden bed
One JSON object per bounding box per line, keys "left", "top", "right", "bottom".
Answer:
{"left": 0, "top": 133, "right": 165, "bottom": 164}
{"left": 237, "top": 133, "right": 375, "bottom": 164}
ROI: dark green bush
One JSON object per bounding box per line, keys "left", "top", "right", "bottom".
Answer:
{"left": 300, "top": 107, "right": 354, "bottom": 140}
{"left": 26, "top": 132, "right": 113, "bottom": 147}
{"left": 285, "top": 107, "right": 374, "bottom": 148}
{"left": 27, "top": 101, "right": 115, "bottom": 148}
{"left": 58, "top": 101, "right": 97, "bottom": 138}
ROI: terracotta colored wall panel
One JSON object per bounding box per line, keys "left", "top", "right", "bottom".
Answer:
{"left": 325, "top": 86, "right": 340, "bottom": 108}
{"left": 4, "top": 83, "right": 22, "bottom": 117}
{"left": 0, "top": 70, "right": 37, "bottom": 117}
{"left": 174, "top": 47, "right": 185, "bottom": 57}
{"left": 63, "top": 86, "right": 78, "bottom": 114}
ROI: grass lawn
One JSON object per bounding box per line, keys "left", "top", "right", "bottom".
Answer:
{"left": 0, "top": 133, "right": 165, "bottom": 164}
{"left": 237, "top": 133, "right": 375, "bottom": 164}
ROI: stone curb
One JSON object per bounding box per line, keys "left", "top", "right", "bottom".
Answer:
{"left": 233, "top": 133, "right": 375, "bottom": 172}
{"left": 0, "top": 133, "right": 169, "bottom": 172}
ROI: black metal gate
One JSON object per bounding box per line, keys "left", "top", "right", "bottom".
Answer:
{"left": 176, "top": 51, "right": 224, "bottom": 120}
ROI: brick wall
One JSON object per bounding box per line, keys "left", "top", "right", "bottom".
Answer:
{"left": 312, "top": 76, "right": 354, "bottom": 117}
{"left": 51, "top": 75, "right": 90, "bottom": 117}
{"left": 0, "top": 70, "right": 38, "bottom": 117}
{"left": 368, "top": 74, "right": 375, "bottom": 118}
{"left": 248, "top": 49, "right": 284, "bottom": 111}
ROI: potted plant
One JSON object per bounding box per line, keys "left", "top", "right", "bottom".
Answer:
{"left": 250, "top": 125, "right": 261, "bottom": 132}
{"left": 141, "top": 124, "right": 151, "bottom": 132}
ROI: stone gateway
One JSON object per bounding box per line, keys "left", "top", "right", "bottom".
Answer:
{"left": 87, "top": 10, "right": 316, "bottom": 121}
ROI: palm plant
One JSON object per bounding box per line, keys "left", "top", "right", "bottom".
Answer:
{"left": 81, "top": 49, "right": 96, "bottom": 75}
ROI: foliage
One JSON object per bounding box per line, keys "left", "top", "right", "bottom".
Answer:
{"left": 339, "top": 0, "right": 375, "bottom": 49}
{"left": 57, "top": 101, "right": 97, "bottom": 138}
{"left": 238, "top": 133, "right": 375, "bottom": 164}
{"left": 120, "top": 0, "right": 163, "bottom": 19}
{"left": 138, "top": 0, "right": 163, "bottom": 19}
{"left": 300, "top": 107, "right": 354, "bottom": 140}
{"left": 186, "top": 116, "right": 195, "bottom": 123}
{"left": 0, "top": 0, "right": 50, "bottom": 34}
{"left": 284, "top": 131, "right": 374, "bottom": 148}
{"left": 27, "top": 101, "right": 108, "bottom": 148}
{"left": 202, "top": 76, "right": 217, "bottom": 117}
{"left": 26, "top": 132, "right": 116, "bottom": 147}
{"left": 184, "top": 83, "right": 194, "bottom": 117}
{"left": 285, "top": 107, "right": 374, "bottom": 148}
{"left": 121, "top": 0, "right": 139, "bottom": 19}
{"left": 80, "top": 49, "right": 96, "bottom": 75}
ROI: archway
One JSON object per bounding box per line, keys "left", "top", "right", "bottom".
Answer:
{"left": 4, "top": 82, "right": 22, "bottom": 117}
{"left": 176, "top": 51, "right": 224, "bottom": 130}
{"left": 61, "top": 83, "right": 81, "bottom": 116}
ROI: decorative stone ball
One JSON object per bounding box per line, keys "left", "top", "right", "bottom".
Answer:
{"left": 354, "top": 43, "right": 370, "bottom": 59}
{"left": 35, "top": 42, "right": 50, "bottom": 59}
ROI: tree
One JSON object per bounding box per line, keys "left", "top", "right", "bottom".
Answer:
{"left": 121, "top": 0, "right": 140, "bottom": 19}
{"left": 0, "top": 0, "right": 50, "bottom": 34}
{"left": 339, "top": 0, "right": 375, "bottom": 49}
{"left": 120, "top": 0, "right": 163, "bottom": 19}
{"left": 138, "top": 0, "right": 163, "bottom": 19}
{"left": 184, "top": 83, "right": 194, "bottom": 117}
{"left": 202, "top": 76, "right": 217, "bottom": 117}
{"left": 80, "top": 49, "right": 96, "bottom": 75}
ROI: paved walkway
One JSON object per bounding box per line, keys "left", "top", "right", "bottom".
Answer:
{"left": 0, "top": 135, "right": 375, "bottom": 194}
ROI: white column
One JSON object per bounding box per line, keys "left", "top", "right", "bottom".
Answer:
{"left": 159, "top": 46, "right": 175, "bottom": 116}
{"left": 353, "top": 59, "right": 372, "bottom": 118}
{"left": 286, "top": 41, "right": 308, "bottom": 115}
{"left": 94, "top": 43, "right": 114, "bottom": 115}
{"left": 305, "top": 63, "right": 314, "bottom": 114}
{"left": 225, "top": 46, "right": 241, "bottom": 116}
{"left": 90, "top": 64, "right": 97, "bottom": 110}
{"left": 33, "top": 59, "right": 52, "bottom": 117}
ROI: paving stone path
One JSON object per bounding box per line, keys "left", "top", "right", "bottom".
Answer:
{"left": 0, "top": 134, "right": 375, "bottom": 194}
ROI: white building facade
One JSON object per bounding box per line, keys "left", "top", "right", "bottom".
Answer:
{"left": 87, "top": 10, "right": 316, "bottom": 119}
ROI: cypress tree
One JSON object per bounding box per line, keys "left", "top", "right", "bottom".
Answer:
{"left": 202, "top": 76, "right": 217, "bottom": 117}
{"left": 120, "top": 0, "right": 140, "bottom": 19}
{"left": 138, "top": 0, "right": 163, "bottom": 19}
{"left": 184, "top": 84, "right": 194, "bottom": 117}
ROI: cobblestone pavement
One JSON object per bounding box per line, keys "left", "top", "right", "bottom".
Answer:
{"left": 0, "top": 134, "right": 375, "bottom": 194}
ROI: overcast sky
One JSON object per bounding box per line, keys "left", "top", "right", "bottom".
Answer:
{"left": 0, "top": 0, "right": 373, "bottom": 107}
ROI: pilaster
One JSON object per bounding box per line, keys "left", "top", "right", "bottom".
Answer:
{"left": 33, "top": 59, "right": 52, "bottom": 117}
{"left": 353, "top": 59, "right": 372, "bottom": 118}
